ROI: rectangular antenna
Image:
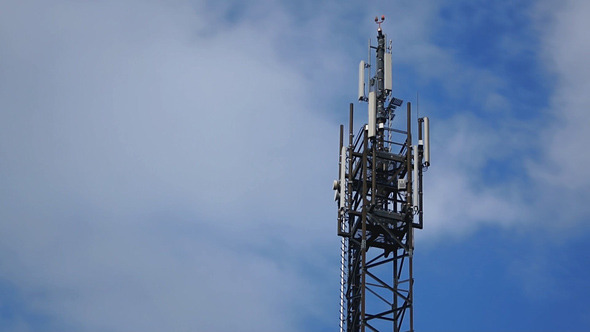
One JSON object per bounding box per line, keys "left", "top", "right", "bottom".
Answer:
{"left": 384, "top": 52, "right": 392, "bottom": 91}
{"left": 339, "top": 146, "right": 347, "bottom": 209}
{"left": 358, "top": 61, "right": 366, "bottom": 101}
{"left": 423, "top": 117, "right": 430, "bottom": 166}
{"left": 413, "top": 145, "right": 419, "bottom": 210}
{"left": 368, "top": 91, "right": 376, "bottom": 138}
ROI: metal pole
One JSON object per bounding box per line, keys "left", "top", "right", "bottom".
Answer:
{"left": 338, "top": 124, "right": 344, "bottom": 233}
{"left": 406, "top": 102, "right": 414, "bottom": 332}
{"left": 393, "top": 248, "right": 399, "bottom": 332}
{"left": 349, "top": 103, "right": 354, "bottom": 149}
{"left": 361, "top": 130, "right": 368, "bottom": 332}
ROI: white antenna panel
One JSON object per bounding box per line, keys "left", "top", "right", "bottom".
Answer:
{"left": 423, "top": 117, "right": 430, "bottom": 166}
{"left": 384, "top": 53, "right": 392, "bottom": 91}
{"left": 412, "top": 145, "right": 419, "bottom": 210}
{"left": 339, "top": 146, "right": 347, "bottom": 209}
{"left": 358, "top": 61, "right": 366, "bottom": 101}
{"left": 368, "top": 91, "right": 376, "bottom": 138}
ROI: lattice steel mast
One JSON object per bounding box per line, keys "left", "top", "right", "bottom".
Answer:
{"left": 334, "top": 16, "right": 431, "bottom": 332}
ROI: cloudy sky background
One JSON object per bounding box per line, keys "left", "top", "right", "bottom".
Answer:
{"left": 1, "top": 0, "right": 589, "bottom": 331}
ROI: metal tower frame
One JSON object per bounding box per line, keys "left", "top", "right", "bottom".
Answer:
{"left": 334, "top": 18, "right": 430, "bottom": 332}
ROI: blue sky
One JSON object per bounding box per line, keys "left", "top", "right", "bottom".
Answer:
{"left": 1, "top": 0, "right": 589, "bottom": 331}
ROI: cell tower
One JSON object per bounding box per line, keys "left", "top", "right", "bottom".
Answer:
{"left": 333, "top": 16, "right": 431, "bottom": 332}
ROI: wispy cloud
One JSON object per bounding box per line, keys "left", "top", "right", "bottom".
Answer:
{"left": 0, "top": 1, "right": 337, "bottom": 330}
{"left": 1, "top": 0, "right": 589, "bottom": 330}
{"left": 528, "top": 0, "right": 590, "bottom": 191}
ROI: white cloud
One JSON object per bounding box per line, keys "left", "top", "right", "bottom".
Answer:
{"left": 418, "top": 114, "right": 527, "bottom": 241}
{"left": 529, "top": 0, "right": 590, "bottom": 188}
{"left": 0, "top": 1, "right": 338, "bottom": 330}
{"left": 2, "top": 0, "right": 589, "bottom": 329}
{"left": 522, "top": 0, "right": 590, "bottom": 226}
